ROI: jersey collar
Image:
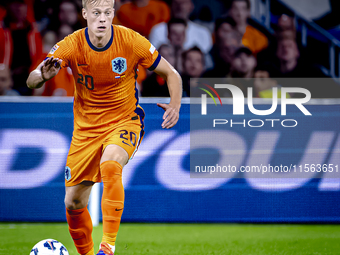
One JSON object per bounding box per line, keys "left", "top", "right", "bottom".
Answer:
{"left": 85, "top": 25, "right": 114, "bottom": 52}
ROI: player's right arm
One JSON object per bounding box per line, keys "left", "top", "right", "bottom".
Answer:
{"left": 27, "top": 34, "right": 73, "bottom": 89}
{"left": 26, "top": 57, "right": 63, "bottom": 89}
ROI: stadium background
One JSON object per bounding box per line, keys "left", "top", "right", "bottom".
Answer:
{"left": 1, "top": 98, "right": 340, "bottom": 223}
{"left": 1, "top": 0, "right": 340, "bottom": 254}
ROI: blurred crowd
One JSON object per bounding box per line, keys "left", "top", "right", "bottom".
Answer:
{"left": 0, "top": 0, "right": 339, "bottom": 98}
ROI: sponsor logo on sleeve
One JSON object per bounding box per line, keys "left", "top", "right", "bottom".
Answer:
{"left": 49, "top": 44, "right": 59, "bottom": 55}
{"left": 149, "top": 44, "right": 156, "bottom": 54}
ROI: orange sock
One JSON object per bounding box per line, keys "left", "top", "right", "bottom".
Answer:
{"left": 84, "top": 247, "right": 94, "bottom": 255}
{"left": 100, "top": 160, "right": 124, "bottom": 246}
{"left": 66, "top": 207, "right": 94, "bottom": 255}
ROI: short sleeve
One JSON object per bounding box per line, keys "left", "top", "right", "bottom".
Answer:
{"left": 133, "top": 32, "right": 161, "bottom": 71}
{"left": 46, "top": 36, "right": 73, "bottom": 68}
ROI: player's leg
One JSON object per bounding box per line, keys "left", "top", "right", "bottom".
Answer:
{"left": 65, "top": 181, "right": 95, "bottom": 255}
{"left": 98, "top": 145, "right": 128, "bottom": 254}
{"left": 98, "top": 116, "right": 144, "bottom": 254}
{"left": 64, "top": 135, "right": 103, "bottom": 255}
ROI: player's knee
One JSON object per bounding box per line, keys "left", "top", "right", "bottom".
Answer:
{"left": 101, "top": 145, "right": 128, "bottom": 167}
{"left": 64, "top": 196, "right": 87, "bottom": 210}
{"left": 101, "top": 160, "right": 123, "bottom": 183}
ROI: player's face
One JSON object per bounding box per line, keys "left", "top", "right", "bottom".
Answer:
{"left": 83, "top": 0, "right": 115, "bottom": 38}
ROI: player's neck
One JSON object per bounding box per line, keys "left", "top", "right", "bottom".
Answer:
{"left": 88, "top": 26, "right": 112, "bottom": 49}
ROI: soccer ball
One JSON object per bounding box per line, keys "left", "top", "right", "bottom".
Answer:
{"left": 30, "top": 239, "right": 69, "bottom": 255}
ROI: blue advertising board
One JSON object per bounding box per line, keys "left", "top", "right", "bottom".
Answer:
{"left": 0, "top": 98, "right": 339, "bottom": 222}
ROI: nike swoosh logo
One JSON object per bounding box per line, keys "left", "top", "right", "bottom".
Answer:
{"left": 115, "top": 208, "right": 123, "bottom": 211}
{"left": 77, "top": 63, "right": 88, "bottom": 66}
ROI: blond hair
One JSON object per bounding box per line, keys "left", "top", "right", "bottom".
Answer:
{"left": 82, "top": 0, "right": 114, "bottom": 9}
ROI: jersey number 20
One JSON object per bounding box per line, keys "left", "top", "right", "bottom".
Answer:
{"left": 77, "top": 74, "right": 94, "bottom": 90}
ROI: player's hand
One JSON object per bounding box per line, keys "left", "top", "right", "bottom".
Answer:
{"left": 157, "top": 103, "right": 180, "bottom": 129}
{"left": 41, "top": 56, "right": 62, "bottom": 81}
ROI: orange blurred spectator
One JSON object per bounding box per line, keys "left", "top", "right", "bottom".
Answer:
{"left": 117, "top": 0, "right": 170, "bottom": 37}
{"left": 228, "top": 0, "right": 268, "bottom": 55}
{"left": 0, "top": 0, "right": 43, "bottom": 95}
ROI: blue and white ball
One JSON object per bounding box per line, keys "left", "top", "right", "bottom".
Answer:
{"left": 30, "top": 239, "right": 69, "bottom": 255}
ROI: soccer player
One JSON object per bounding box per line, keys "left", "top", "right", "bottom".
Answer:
{"left": 26, "top": 0, "right": 182, "bottom": 254}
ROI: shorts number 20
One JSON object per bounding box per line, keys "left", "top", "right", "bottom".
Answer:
{"left": 119, "top": 130, "right": 137, "bottom": 147}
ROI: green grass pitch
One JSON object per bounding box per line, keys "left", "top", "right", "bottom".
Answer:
{"left": 1, "top": 223, "right": 340, "bottom": 254}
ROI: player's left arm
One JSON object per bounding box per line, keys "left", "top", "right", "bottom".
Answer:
{"left": 153, "top": 57, "right": 182, "bottom": 129}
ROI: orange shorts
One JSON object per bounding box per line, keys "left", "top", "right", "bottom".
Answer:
{"left": 64, "top": 114, "right": 144, "bottom": 187}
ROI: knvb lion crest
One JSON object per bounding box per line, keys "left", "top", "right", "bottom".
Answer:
{"left": 112, "top": 57, "right": 127, "bottom": 74}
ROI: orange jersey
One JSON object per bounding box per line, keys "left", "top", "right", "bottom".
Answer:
{"left": 47, "top": 25, "right": 160, "bottom": 136}
{"left": 242, "top": 25, "right": 268, "bottom": 55}
{"left": 117, "top": 0, "right": 170, "bottom": 37}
